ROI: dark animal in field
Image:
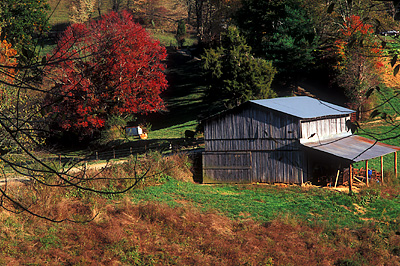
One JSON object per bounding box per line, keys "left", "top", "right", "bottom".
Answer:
{"left": 185, "top": 130, "right": 196, "bottom": 140}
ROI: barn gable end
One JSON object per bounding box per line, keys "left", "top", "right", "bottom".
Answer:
{"left": 203, "top": 101, "right": 305, "bottom": 184}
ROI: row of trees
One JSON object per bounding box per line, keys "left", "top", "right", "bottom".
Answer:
{"left": 199, "top": 0, "right": 399, "bottom": 113}
{"left": 1, "top": 0, "right": 399, "bottom": 153}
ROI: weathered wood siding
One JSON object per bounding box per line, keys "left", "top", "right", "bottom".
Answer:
{"left": 300, "top": 115, "right": 350, "bottom": 142}
{"left": 202, "top": 152, "right": 252, "bottom": 183}
{"left": 203, "top": 105, "right": 305, "bottom": 183}
{"left": 204, "top": 105, "right": 300, "bottom": 142}
{"left": 251, "top": 150, "right": 305, "bottom": 183}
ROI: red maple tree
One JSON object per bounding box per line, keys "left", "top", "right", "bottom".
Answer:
{"left": 46, "top": 11, "right": 168, "bottom": 136}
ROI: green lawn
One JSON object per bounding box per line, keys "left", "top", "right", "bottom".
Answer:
{"left": 130, "top": 178, "right": 400, "bottom": 232}
{"left": 353, "top": 85, "right": 400, "bottom": 173}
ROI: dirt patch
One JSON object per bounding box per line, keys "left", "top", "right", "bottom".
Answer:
{"left": 330, "top": 185, "right": 361, "bottom": 193}
{"left": 353, "top": 203, "right": 366, "bottom": 215}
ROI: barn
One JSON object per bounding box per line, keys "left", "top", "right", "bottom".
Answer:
{"left": 202, "top": 96, "right": 400, "bottom": 185}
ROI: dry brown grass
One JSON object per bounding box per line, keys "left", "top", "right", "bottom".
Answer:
{"left": 0, "top": 154, "right": 400, "bottom": 265}
{"left": 2, "top": 197, "right": 399, "bottom": 265}
{"left": 1, "top": 193, "right": 400, "bottom": 265}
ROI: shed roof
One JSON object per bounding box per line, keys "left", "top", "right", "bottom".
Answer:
{"left": 250, "top": 96, "right": 354, "bottom": 119}
{"left": 303, "top": 135, "right": 400, "bottom": 162}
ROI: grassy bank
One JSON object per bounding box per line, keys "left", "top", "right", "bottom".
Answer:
{"left": 1, "top": 153, "right": 400, "bottom": 265}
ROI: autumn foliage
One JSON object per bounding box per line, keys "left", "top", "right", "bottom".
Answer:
{"left": 0, "top": 39, "right": 18, "bottom": 87}
{"left": 0, "top": 38, "right": 18, "bottom": 114}
{"left": 332, "top": 15, "right": 382, "bottom": 70}
{"left": 329, "top": 15, "right": 383, "bottom": 111}
{"left": 47, "top": 11, "right": 168, "bottom": 136}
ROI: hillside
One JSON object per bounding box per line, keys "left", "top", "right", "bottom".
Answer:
{"left": 47, "top": 0, "right": 188, "bottom": 31}
{"left": 2, "top": 1, "right": 400, "bottom": 265}
{"left": 1, "top": 154, "right": 400, "bottom": 265}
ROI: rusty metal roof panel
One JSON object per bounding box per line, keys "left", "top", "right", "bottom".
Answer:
{"left": 302, "top": 135, "right": 400, "bottom": 162}
{"left": 250, "top": 96, "right": 354, "bottom": 119}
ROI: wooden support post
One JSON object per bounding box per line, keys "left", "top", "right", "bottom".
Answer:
{"left": 96, "top": 151, "right": 98, "bottom": 160}
{"left": 381, "top": 156, "right": 384, "bottom": 184}
{"left": 366, "top": 160, "right": 369, "bottom": 187}
{"left": 395, "top": 152, "right": 398, "bottom": 178}
{"left": 349, "top": 164, "right": 353, "bottom": 193}
{"left": 334, "top": 169, "right": 340, "bottom": 188}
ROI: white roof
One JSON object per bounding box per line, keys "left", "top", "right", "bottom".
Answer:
{"left": 250, "top": 96, "right": 354, "bottom": 119}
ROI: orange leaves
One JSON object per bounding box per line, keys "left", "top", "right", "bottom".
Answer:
{"left": 0, "top": 39, "right": 18, "bottom": 85}
{"left": 330, "top": 15, "right": 382, "bottom": 71}
{"left": 327, "top": 15, "right": 384, "bottom": 107}
{"left": 0, "top": 40, "right": 17, "bottom": 58}
{"left": 340, "top": 15, "right": 373, "bottom": 37}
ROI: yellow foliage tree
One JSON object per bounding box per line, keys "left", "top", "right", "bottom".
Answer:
{"left": 70, "top": 0, "right": 97, "bottom": 24}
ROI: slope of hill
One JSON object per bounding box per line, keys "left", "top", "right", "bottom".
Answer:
{"left": 1, "top": 155, "right": 400, "bottom": 265}
{"left": 47, "top": 0, "right": 188, "bottom": 31}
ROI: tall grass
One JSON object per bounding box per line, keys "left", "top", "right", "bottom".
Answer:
{"left": 131, "top": 177, "right": 400, "bottom": 233}
{"left": 1, "top": 153, "right": 400, "bottom": 265}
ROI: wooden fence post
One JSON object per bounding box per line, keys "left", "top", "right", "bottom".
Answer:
{"left": 366, "top": 160, "right": 369, "bottom": 187}
{"left": 381, "top": 156, "right": 384, "bottom": 184}
{"left": 113, "top": 149, "right": 116, "bottom": 159}
{"left": 349, "top": 164, "right": 353, "bottom": 193}
{"left": 96, "top": 151, "right": 98, "bottom": 160}
{"left": 395, "top": 151, "right": 398, "bottom": 178}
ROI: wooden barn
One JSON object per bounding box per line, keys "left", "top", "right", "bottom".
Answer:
{"left": 202, "top": 96, "right": 400, "bottom": 184}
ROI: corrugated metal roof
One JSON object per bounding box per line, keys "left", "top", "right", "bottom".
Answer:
{"left": 250, "top": 96, "right": 354, "bottom": 119}
{"left": 302, "top": 135, "right": 400, "bottom": 162}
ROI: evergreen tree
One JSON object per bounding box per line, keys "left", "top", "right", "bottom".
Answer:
{"left": 235, "top": 0, "right": 317, "bottom": 80}
{"left": 176, "top": 19, "right": 186, "bottom": 48}
{"left": 202, "top": 26, "right": 276, "bottom": 109}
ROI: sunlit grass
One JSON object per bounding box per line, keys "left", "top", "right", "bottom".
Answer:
{"left": 131, "top": 179, "right": 400, "bottom": 232}
{"left": 150, "top": 31, "right": 198, "bottom": 47}
{"left": 147, "top": 120, "right": 198, "bottom": 140}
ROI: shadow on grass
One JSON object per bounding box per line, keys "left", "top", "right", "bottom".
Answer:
{"left": 106, "top": 136, "right": 204, "bottom": 154}
{"left": 140, "top": 47, "right": 208, "bottom": 130}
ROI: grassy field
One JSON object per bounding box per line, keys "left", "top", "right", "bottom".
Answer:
{"left": 1, "top": 154, "right": 400, "bottom": 265}
{"left": 131, "top": 178, "right": 400, "bottom": 231}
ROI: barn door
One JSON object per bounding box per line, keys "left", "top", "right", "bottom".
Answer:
{"left": 202, "top": 152, "right": 252, "bottom": 183}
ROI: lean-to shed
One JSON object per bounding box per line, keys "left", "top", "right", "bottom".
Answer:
{"left": 202, "top": 96, "right": 400, "bottom": 184}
